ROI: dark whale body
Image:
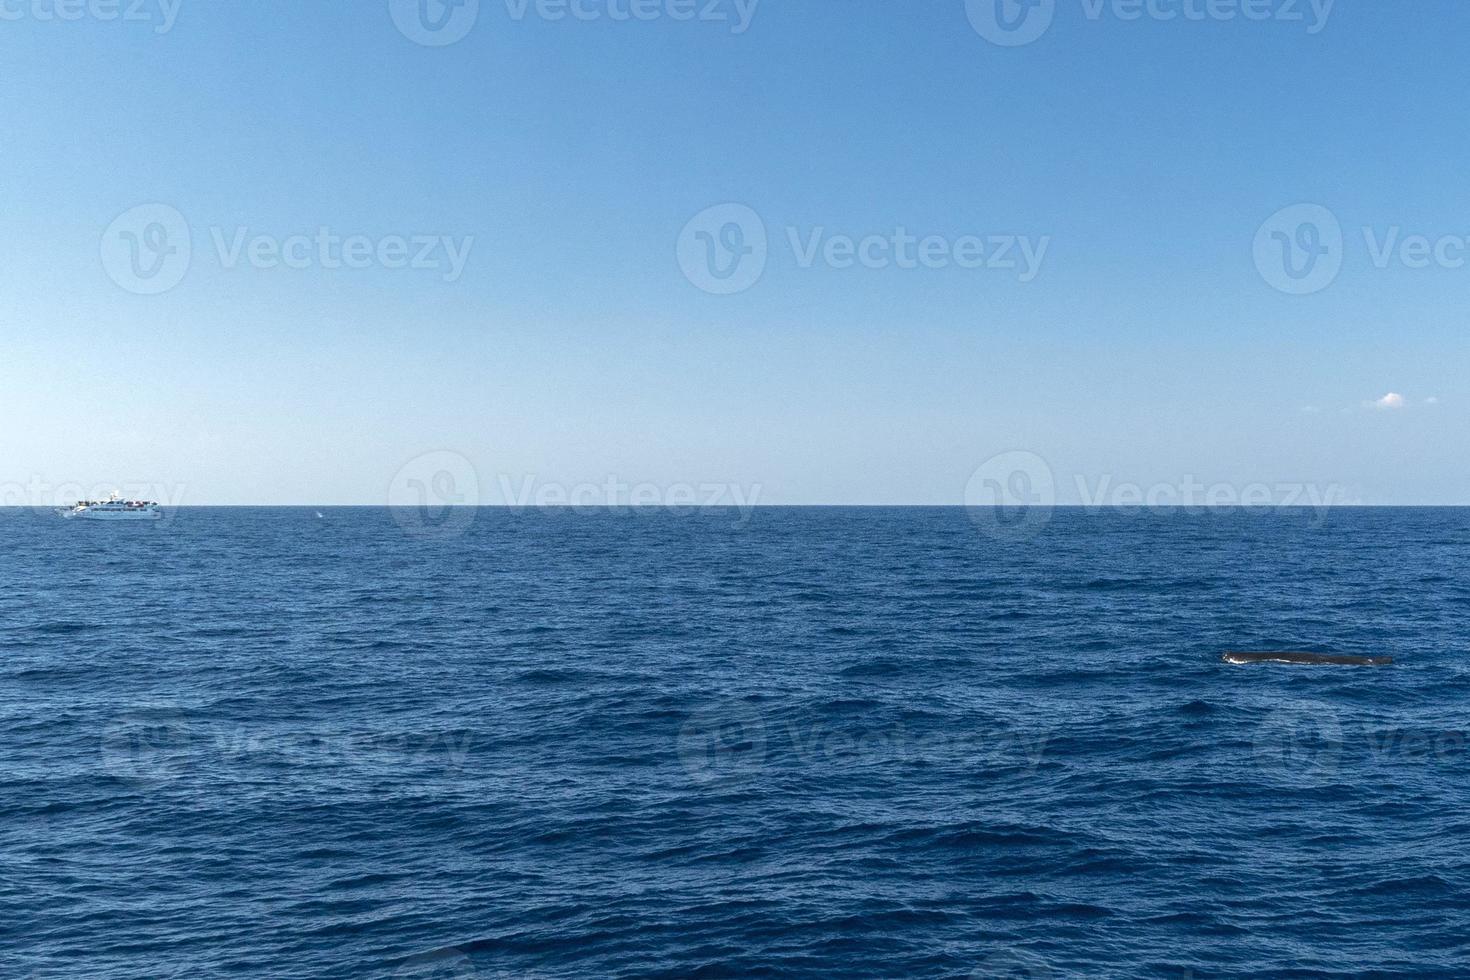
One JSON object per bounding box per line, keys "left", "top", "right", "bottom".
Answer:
{"left": 1222, "top": 651, "right": 1393, "bottom": 666}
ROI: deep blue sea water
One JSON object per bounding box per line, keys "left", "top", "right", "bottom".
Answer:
{"left": 4, "top": 506, "right": 1470, "bottom": 978}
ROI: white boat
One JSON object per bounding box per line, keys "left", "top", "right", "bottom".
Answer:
{"left": 59, "top": 492, "right": 163, "bottom": 521}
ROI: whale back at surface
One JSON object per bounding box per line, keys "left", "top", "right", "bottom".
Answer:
{"left": 1222, "top": 651, "right": 1394, "bottom": 666}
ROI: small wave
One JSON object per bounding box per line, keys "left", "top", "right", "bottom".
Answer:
{"left": 33, "top": 621, "right": 97, "bottom": 635}
{"left": 513, "top": 668, "right": 584, "bottom": 684}
{"left": 838, "top": 659, "right": 907, "bottom": 678}
{"left": 1356, "top": 874, "right": 1454, "bottom": 897}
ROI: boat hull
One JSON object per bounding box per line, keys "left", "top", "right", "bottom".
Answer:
{"left": 64, "top": 509, "right": 163, "bottom": 521}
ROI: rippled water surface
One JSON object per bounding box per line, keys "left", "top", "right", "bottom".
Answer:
{"left": 4, "top": 507, "right": 1470, "bottom": 978}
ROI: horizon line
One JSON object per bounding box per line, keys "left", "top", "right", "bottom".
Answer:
{"left": 13, "top": 504, "right": 1470, "bottom": 510}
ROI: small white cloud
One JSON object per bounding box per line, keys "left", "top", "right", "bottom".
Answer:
{"left": 1370, "top": 392, "right": 1406, "bottom": 410}
{"left": 1301, "top": 405, "right": 1321, "bottom": 414}
{"left": 1425, "top": 396, "right": 1440, "bottom": 405}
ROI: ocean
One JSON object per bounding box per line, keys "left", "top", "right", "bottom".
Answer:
{"left": 5, "top": 506, "right": 1469, "bottom": 978}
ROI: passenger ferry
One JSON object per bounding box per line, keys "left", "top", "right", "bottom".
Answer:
{"left": 59, "top": 492, "right": 163, "bottom": 521}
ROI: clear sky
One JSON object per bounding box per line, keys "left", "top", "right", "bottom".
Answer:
{"left": 2, "top": 0, "right": 1466, "bottom": 505}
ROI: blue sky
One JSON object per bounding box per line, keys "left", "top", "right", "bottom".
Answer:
{"left": 2, "top": 0, "right": 1466, "bottom": 505}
